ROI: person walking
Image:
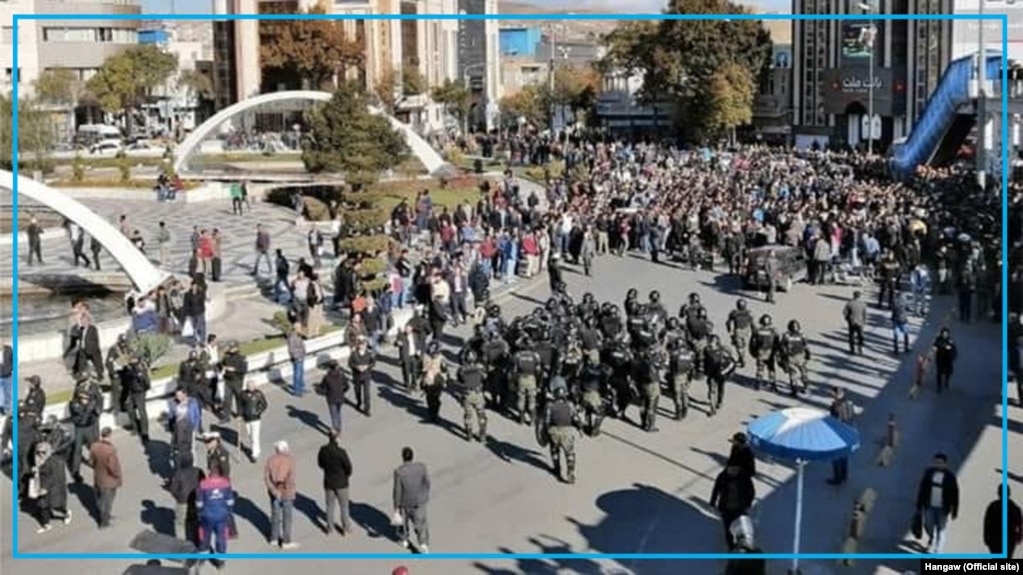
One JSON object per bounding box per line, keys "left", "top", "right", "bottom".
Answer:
{"left": 0, "top": 338, "right": 11, "bottom": 415}
{"left": 842, "top": 291, "right": 867, "bottom": 355}
{"left": 392, "top": 446, "right": 431, "bottom": 553}
{"left": 169, "top": 452, "right": 204, "bottom": 544}
{"left": 196, "top": 465, "right": 235, "bottom": 568}
{"left": 265, "top": 440, "right": 299, "bottom": 549}
{"left": 252, "top": 223, "right": 273, "bottom": 276}
{"left": 29, "top": 441, "right": 71, "bottom": 533}
{"left": 26, "top": 215, "right": 43, "bottom": 265}
{"left": 709, "top": 464, "right": 755, "bottom": 550}
{"left": 287, "top": 324, "right": 307, "bottom": 397}
{"left": 933, "top": 327, "right": 958, "bottom": 392}
{"left": 67, "top": 384, "right": 100, "bottom": 483}
{"left": 317, "top": 431, "right": 353, "bottom": 536}
{"left": 89, "top": 427, "right": 122, "bottom": 528}
{"left": 239, "top": 380, "right": 268, "bottom": 461}
{"left": 983, "top": 484, "right": 1022, "bottom": 558}
{"left": 156, "top": 221, "right": 172, "bottom": 267}
{"left": 915, "top": 452, "right": 960, "bottom": 554}
{"left": 827, "top": 386, "right": 855, "bottom": 485}
{"left": 321, "top": 361, "right": 349, "bottom": 435}
{"left": 349, "top": 337, "right": 376, "bottom": 416}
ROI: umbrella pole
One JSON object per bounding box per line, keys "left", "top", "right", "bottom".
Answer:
{"left": 791, "top": 460, "right": 805, "bottom": 575}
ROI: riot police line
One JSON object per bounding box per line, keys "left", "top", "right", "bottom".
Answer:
{"left": 406, "top": 279, "right": 814, "bottom": 487}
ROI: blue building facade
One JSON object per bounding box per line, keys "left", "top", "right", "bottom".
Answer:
{"left": 499, "top": 26, "right": 542, "bottom": 57}
{"left": 138, "top": 28, "right": 170, "bottom": 45}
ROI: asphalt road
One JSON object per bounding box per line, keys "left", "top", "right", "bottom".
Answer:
{"left": 1, "top": 251, "right": 1010, "bottom": 575}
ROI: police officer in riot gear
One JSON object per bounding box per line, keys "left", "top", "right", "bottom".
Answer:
{"left": 534, "top": 329, "right": 559, "bottom": 386}
{"left": 688, "top": 307, "right": 714, "bottom": 372}
{"left": 577, "top": 355, "right": 607, "bottom": 436}
{"left": 634, "top": 348, "right": 662, "bottom": 432}
{"left": 560, "top": 336, "right": 584, "bottom": 381}
{"left": 578, "top": 317, "right": 604, "bottom": 364}
{"left": 680, "top": 292, "right": 705, "bottom": 324}
{"left": 726, "top": 299, "right": 755, "bottom": 368}
{"left": 542, "top": 386, "right": 579, "bottom": 484}
{"left": 481, "top": 330, "right": 511, "bottom": 409}
{"left": 667, "top": 337, "right": 696, "bottom": 420}
{"left": 513, "top": 342, "right": 543, "bottom": 424}
{"left": 749, "top": 315, "right": 779, "bottom": 391}
{"left": 577, "top": 293, "right": 599, "bottom": 321}
{"left": 178, "top": 349, "right": 213, "bottom": 411}
{"left": 703, "top": 335, "right": 736, "bottom": 416}
{"left": 647, "top": 291, "right": 669, "bottom": 325}
{"left": 421, "top": 341, "right": 447, "bottom": 422}
{"left": 663, "top": 317, "right": 686, "bottom": 349}
{"left": 779, "top": 320, "right": 812, "bottom": 395}
{"left": 605, "top": 335, "right": 634, "bottom": 417}
{"left": 457, "top": 351, "right": 488, "bottom": 442}
{"left": 599, "top": 305, "right": 624, "bottom": 340}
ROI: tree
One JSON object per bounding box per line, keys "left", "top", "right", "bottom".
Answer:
{"left": 702, "top": 63, "right": 755, "bottom": 138}
{"left": 431, "top": 79, "right": 470, "bottom": 126}
{"left": 86, "top": 44, "right": 178, "bottom": 131}
{"left": 177, "top": 69, "right": 214, "bottom": 102}
{"left": 301, "top": 82, "right": 409, "bottom": 186}
{"left": 35, "top": 68, "right": 82, "bottom": 108}
{"left": 600, "top": 0, "right": 771, "bottom": 138}
{"left": 260, "top": 1, "right": 365, "bottom": 91}
{"left": 374, "top": 67, "right": 399, "bottom": 114}
{"left": 0, "top": 96, "right": 55, "bottom": 171}
{"left": 402, "top": 66, "right": 426, "bottom": 96}
{"left": 499, "top": 85, "right": 547, "bottom": 129}
{"left": 552, "top": 66, "right": 601, "bottom": 121}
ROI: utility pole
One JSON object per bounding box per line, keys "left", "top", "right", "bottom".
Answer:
{"left": 548, "top": 24, "right": 557, "bottom": 134}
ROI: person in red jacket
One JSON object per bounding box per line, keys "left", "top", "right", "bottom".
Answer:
{"left": 196, "top": 467, "right": 235, "bottom": 568}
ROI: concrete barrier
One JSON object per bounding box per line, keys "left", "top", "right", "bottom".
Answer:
{"left": 40, "top": 307, "right": 414, "bottom": 430}
{"left": 16, "top": 283, "right": 229, "bottom": 364}
{"left": 876, "top": 413, "right": 899, "bottom": 467}
{"left": 838, "top": 488, "right": 877, "bottom": 566}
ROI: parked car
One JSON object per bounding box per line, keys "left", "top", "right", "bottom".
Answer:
{"left": 89, "top": 139, "right": 123, "bottom": 155}
{"left": 742, "top": 246, "right": 805, "bottom": 292}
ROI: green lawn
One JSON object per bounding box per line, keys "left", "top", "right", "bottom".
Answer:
{"left": 365, "top": 178, "right": 489, "bottom": 212}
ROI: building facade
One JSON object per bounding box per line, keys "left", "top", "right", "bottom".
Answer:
{"left": 138, "top": 24, "right": 214, "bottom": 134}
{"left": 0, "top": 0, "right": 141, "bottom": 99}
{"left": 594, "top": 70, "right": 675, "bottom": 138}
{"left": 791, "top": 0, "right": 953, "bottom": 149}
{"left": 499, "top": 26, "right": 542, "bottom": 57}
{"left": 458, "top": 0, "right": 501, "bottom": 132}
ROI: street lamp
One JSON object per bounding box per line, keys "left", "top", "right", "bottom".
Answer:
{"left": 858, "top": 2, "right": 877, "bottom": 155}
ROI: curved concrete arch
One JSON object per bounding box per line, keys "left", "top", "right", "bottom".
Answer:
{"left": 1, "top": 170, "right": 171, "bottom": 295}
{"left": 174, "top": 90, "right": 450, "bottom": 176}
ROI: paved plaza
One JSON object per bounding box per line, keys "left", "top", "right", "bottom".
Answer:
{"left": 1, "top": 249, "right": 1012, "bottom": 575}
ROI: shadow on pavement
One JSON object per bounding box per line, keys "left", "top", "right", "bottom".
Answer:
{"left": 285, "top": 404, "right": 331, "bottom": 436}
{"left": 485, "top": 437, "right": 551, "bottom": 474}
{"left": 350, "top": 501, "right": 397, "bottom": 541}
{"left": 233, "top": 495, "right": 271, "bottom": 540}
{"left": 140, "top": 499, "right": 175, "bottom": 536}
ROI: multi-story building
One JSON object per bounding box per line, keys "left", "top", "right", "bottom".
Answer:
{"left": 791, "top": 0, "right": 953, "bottom": 149}
{"left": 753, "top": 17, "right": 793, "bottom": 142}
{"left": 0, "top": 0, "right": 141, "bottom": 134}
{"left": 500, "top": 56, "right": 547, "bottom": 98}
{"left": 499, "top": 26, "right": 542, "bottom": 57}
{"left": 594, "top": 69, "right": 674, "bottom": 138}
{"left": 213, "top": 0, "right": 458, "bottom": 132}
{"left": 138, "top": 24, "right": 215, "bottom": 134}
{"left": 398, "top": 0, "right": 459, "bottom": 134}
{"left": 458, "top": 0, "right": 501, "bottom": 132}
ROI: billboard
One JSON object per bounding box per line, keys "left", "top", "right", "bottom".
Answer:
{"left": 842, "top": 22, "right": 878, "bottom": 59}
{"left": 952, "top": 0, "right": 1016, "bottom": 60}
{"left": 820, "top": 68, "right": 907, "bottom": 117}
{"left": 773, "top": 45, "right": 792, "bottom": 69}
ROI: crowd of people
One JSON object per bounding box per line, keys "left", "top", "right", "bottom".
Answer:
{"left": 0, "top": 134, "right": 1016, "bottom": 570}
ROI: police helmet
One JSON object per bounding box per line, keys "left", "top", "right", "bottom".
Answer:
{"left": 626, "top": 288, "right": 638, "bottom": 300}
{"left": 736, "top": 299, "right": 747, "bottom": 310}
{"left": 464, "top": 350, "right": 478, "bottom": 363}
{"left": 788, "top": 319, "right": 801, "bottom": 333}
{"left": 689, "top": 292, "right": 701, "bottom": 304}
{"left": 553, "top": 386, "right": 568, "bottom": 399}
{"left": 583, "top": 292, "right": 595, "bottom": 303}
{"left": 546, "top": 298, "right": 559, "bottom": 311}
{"left": 487, "top": 304, "right": 501, "bottom": 317}
{"left": 427, "top": 341, "right": 441, "bottom": 355}
{"left": 759, "top": 314, "right": 772, "bottom": 327}
{"left": 555, "top": 281, "right": 567, "bottom": 293}
{"left": 667, "top": 317, "right": 681, "bottom": 330}
{"left": 649, "top": 290, "right": 661, "bottom": 303}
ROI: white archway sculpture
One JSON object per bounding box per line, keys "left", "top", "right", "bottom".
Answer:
{"left": 2, "top": 170, "right": 172, "bottom": 295}
{"left": 174, "top": 90, "right": 451, "bottom": 176}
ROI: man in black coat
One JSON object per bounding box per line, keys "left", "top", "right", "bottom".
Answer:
{"left": 317, "top": 431, "right": 353, "bottom": 536}
{"left": 983, "top": 484, "right": 1022, "bottom": 558}
{"left": 710, "top": 465, "right": 756, "bottom": 550}
{"left": 726, "top": 432, "right": 756, "bottom": 480}
{"left": 321, "top": 362, "right": 349, "bottom": 435}
{"left": 915, "top": 453, "right": 960, "bottom": 554}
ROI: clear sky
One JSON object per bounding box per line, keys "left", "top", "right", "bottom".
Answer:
{"left": 139, "top": 0, "right": 789, "bottom": 14}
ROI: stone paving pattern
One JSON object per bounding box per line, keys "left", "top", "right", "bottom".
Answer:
{"left": 0, "top": 248, "right": 1012, "bottom": 575}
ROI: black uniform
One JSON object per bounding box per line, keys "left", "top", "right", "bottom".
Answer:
{"left": 577, "top": 363, "right": 606, "bottom": 435}
{"left": 606, "top": 341, "right": 634, "bottom": 416}
{"left": 668, "top": 344, "right": 696, "bottom": 419}
{"left": 220, "top": 351, "right": 248, "bottom": 419}
{"left": 749, "top": 326, "right": 778, "bottom": 391}
{"left": 121, "top": 360, "right": 151, "bottom": 441}
{"left": 726, "top": 309, "right": 755, "bottom": 367}
{"left": 703, "top": 345, "right": 735, "bottom": 416}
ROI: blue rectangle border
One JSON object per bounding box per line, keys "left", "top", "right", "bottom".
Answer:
{"left": 8, "top": 9, "right": 1013, "bottom": 562}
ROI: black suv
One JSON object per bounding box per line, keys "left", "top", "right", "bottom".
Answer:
{"left": 742, "top": 246, "right": 806, "bottom": 292}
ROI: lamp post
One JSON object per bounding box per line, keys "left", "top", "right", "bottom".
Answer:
{"left": 977, "top": 0, "right": 987, "bottom": 189}
{"left": 546, "top": 22, "right": 566, "bottom": 134}
{"left": 858, "top": 2, "right": 877, "bottom": 156}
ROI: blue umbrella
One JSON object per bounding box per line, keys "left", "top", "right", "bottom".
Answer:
{"left": 746, "top": 407, "right": 860, "bottom": 571}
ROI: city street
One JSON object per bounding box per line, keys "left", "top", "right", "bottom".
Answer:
{"left": 2, "top": 250, "right": 1010, "bottom": 575}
